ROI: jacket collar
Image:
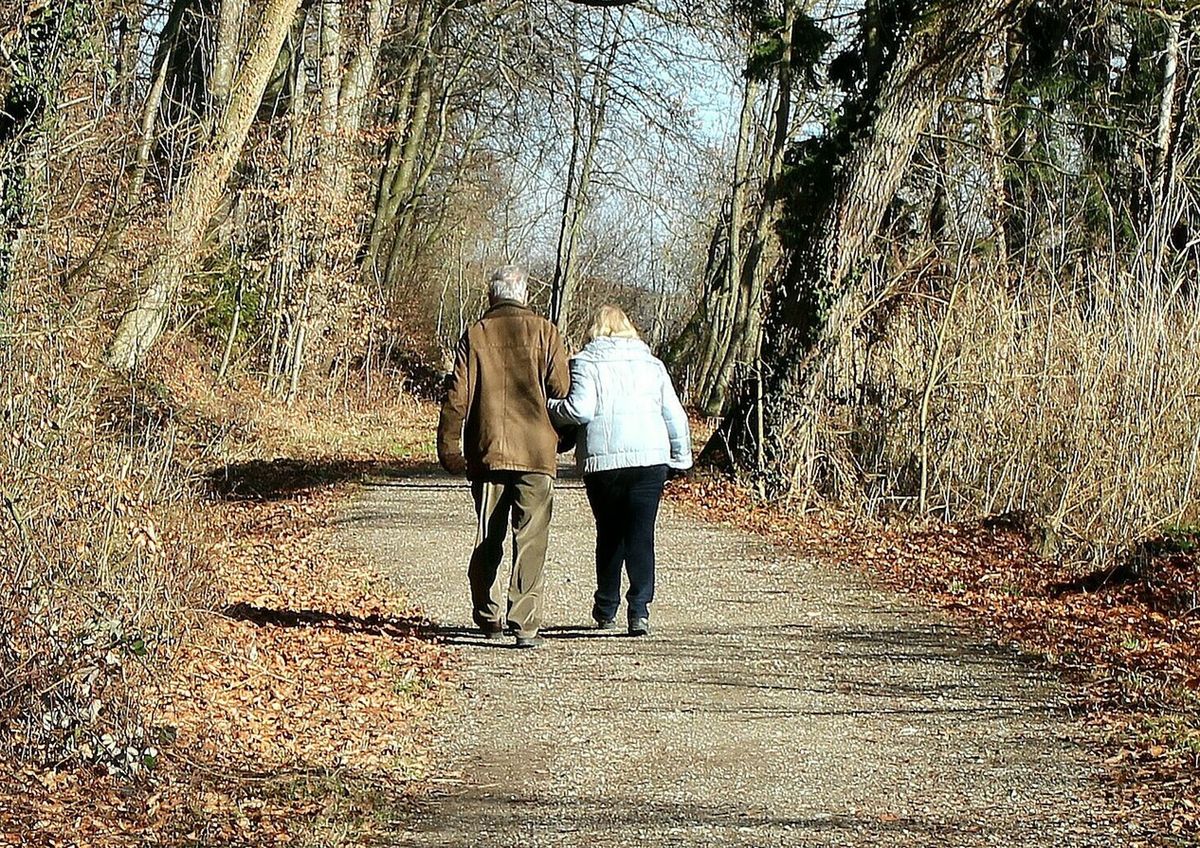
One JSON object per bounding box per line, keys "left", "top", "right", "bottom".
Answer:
{"left": 580, "top": 336, "right": 652, "bottom": 359}
{"left": 485, "top": 298, "right": 530, "bottom": 314}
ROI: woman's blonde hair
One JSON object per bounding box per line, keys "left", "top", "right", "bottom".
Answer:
{"left": 587, "top": 304, "right": 640, "bottom": 342}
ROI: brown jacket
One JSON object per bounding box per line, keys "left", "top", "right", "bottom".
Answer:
{"left": 437, "top": 300, "right": 570, "bottom": 479}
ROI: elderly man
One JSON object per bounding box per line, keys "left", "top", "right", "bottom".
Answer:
{"left": 437, "top": 265, "right": 570, "bottom": 648}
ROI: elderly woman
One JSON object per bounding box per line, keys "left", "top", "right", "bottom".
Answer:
{"left": 549, "top": 305, "right": 692, "bottom": 636}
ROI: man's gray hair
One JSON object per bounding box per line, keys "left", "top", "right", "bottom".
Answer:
{"left": 489, "top": 265, "right": 529, "bottom": 304}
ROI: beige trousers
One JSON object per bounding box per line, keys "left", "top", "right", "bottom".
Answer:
{"left": 468, "top": 472, "right": 553, "bottom": 637}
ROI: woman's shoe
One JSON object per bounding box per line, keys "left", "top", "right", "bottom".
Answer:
{"left": 628, "top": 617, "right": 651, "bottom": 637}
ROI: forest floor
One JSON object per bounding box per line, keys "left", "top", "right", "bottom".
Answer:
{"left": 4, "top": 386, "right": 459, "bottom": 847}
{"left": 5, "top": 394, "right": 1196, "bottom": 846}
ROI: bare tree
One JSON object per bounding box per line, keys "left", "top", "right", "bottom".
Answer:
{"left": 549, "top": 9, "right": 623, "bottom": 329}
{"left": 210, "top": 0, "right": 244, "bottom": 110}
{"left": 107, "top": 0, "right": 304, "bottom": 370}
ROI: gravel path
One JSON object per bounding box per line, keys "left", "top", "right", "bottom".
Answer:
{"left": 341, "top": 472, "right": 1114, "bottom": 847}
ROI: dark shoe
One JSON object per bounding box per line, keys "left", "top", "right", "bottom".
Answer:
{"left": 514, "top": 634, "right": 545, "bottom": 649}
{"left": 478, "top": 622, "right": 506, "bottom": 640}
{"left": 628, "top": 618, "right": 651, "bottom": 637}
{"left": 593, "top": 615, "right": 617, "bottom": 630}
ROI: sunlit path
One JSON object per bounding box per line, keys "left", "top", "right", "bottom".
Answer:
{"left": 343, "top": 473, "right": 1112, "bottom": 848}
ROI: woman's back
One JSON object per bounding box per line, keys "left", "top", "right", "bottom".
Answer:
{"left": 557, "top": 336, "right": 692, "bottom": 475}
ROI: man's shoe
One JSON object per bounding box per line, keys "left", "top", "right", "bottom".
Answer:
{"left": 628, "top": 618, "right": 651, "bottom": 637}
{"left": 478, "top": 622, "right": 506, "bottom": 640}
{"left": 593, "top": 615, "right": 617, "bottom": 630}
{"left": 514, "top": 634, "right": 545, "bottom": 649}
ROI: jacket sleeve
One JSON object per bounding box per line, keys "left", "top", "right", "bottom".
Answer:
{"left": 660, "top": 363, "right": 693, "bottom": 469}
{"left": 548, "top": 359, "right": 598, "bottom": 425}
{"left": 546, "top": 324, "right": 570, "bottom": 400}
{"left": 437, "top": 334, "right": 470, "bottom": 470}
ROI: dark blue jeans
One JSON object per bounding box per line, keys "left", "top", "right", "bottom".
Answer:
{"left": 583, "top": 464, "right": 668, "bottom": 622}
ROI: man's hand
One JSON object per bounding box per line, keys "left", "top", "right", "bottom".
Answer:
{"left": 440, "top": 452, "right": 467, "bottom": 476}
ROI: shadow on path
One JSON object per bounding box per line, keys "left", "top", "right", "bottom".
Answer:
{"left": 401, "top": 792, "right": 967, "bottom": 847}
{"left": 203, "top": 458, "right": 447, "bottom": 501}
{"left": 222, "top": 602, "right": 429, "bottom": 638}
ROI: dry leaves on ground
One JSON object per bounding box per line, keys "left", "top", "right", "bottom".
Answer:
{"left": 4, "top": 483, "right": 456, "bottom": 847}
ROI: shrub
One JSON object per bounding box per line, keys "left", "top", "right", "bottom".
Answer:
{"left": 0, "top": 284, "right": 212, "bottom": 772}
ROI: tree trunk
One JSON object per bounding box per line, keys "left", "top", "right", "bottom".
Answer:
{"left": 268, "top": 7, "right": 310, "bottom": 394}
{"left": 338, "top": 0, "right": 395, "bottom": 149}
{"left": 361, "top": 0, "right": 436, "bottom": 279}
{"left": 694, "top": 77, "right": 758, "bottom": 413}
{"left": 550, "top": 11, "right": 622, "bottom": 331}
{"left": 1153, "top": 16, "right": 1182, "bottom": 202}
{"left": 662, "top": 200, "right": 730, "bottom": 391}
{"left": 112, "top": 9, "right": 141, "bottom": 110}
{"left": 706, "top": 3, "right": 795, "bottom": 413}
{"left": 980, "top": 38, "right": 1009, "bottom": 268}
{"left": 210, "top": 0, "right": 244, "bottom": 110}
{"left": 549, "top": 60, "right": 585, "bottom": 326}
{"left": 107, "top": 0, "right": 303, "bottom": 371}
{"left": 290, "top": 0, "right": 344, "bottom": 384}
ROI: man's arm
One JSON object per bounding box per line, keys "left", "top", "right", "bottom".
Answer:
{"left": 437, "top": 334, "right": 470, "bottom": 474}
{"left": 546, "top": 324, "right": 570, "bottom": 399}
{"left": 548, "top": 359, "right": 598, "bottom": 426}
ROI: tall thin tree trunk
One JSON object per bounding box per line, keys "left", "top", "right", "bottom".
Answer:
{"left": 549, "top": 64, "right": 584, "bottom": 326}
{"left": 696, "top": 77, "right": 758, "bottom": 411}
{"left": 269, "top": 9, "right": 310, "bottom": 393}
{"left": 112, "top": 9, "right": 140, "bottom": 110}
{"left": 550, "top": 16, "right": 620, "bottom": 330}
{"left": 361, "top": 0, "right": 435, "bottom": 277}
{"left": 107, "top": 0, "right": 304, "bottom": 371}
{"left": 707, "top": 3, "right": 795, "bottom": 414}
{"left": 1153, "top": 16, "right": 1182, "bottom": 201}
{"left": 216, "top": 273, "right": 243, "bottom": 382}
{"left": 210, "top": 0, "right": 244, "bottom": 110}
{"left": 981, "top": 38, "right": 1009, "bottom": 267}
{"left": 292, "top": 0, "right": 344, "bottom": 384}
{"left": 338, "top": 0, "right": 395, "bottom": 157}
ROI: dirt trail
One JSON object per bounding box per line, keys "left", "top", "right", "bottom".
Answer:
{"left": 341, "top": 472, "right": 1114, "bottom": 847}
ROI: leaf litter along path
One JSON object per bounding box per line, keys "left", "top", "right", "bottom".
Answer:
{"left": 342, "top": 470, "right": 1116, "bottom": 847}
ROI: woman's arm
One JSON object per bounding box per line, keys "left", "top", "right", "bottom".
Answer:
{"left": 659, "top": 364, "right": 693, "bottom": 469}
{"left": 548, "top": 359, "right": 598, "bottom": 425}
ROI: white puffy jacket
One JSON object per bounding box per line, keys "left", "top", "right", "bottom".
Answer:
{"left": 548, "top": 336, "right": 693, "bottom": 475}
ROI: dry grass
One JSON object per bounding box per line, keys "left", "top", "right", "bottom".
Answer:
{"left": 1, "top": 284, "right": 450, "bottom": 844}
{"left": 0, "top": 290, "right": 213, "bottom": 772}
{"left": 1, "top": 246, "right": 442, "bottom": 822}
{"left": 153, "top": 336, "right": 439, "bottom": 464}
{"left": 793, "top": 258, "right": 1200, "bottom": 556}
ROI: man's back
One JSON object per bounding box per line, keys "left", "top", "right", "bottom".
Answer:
{"left": 436, "top": 265, "right": 567, "bottom": 646}
{"left": 438, "top": 299, "right": 569, "bottom": 478}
